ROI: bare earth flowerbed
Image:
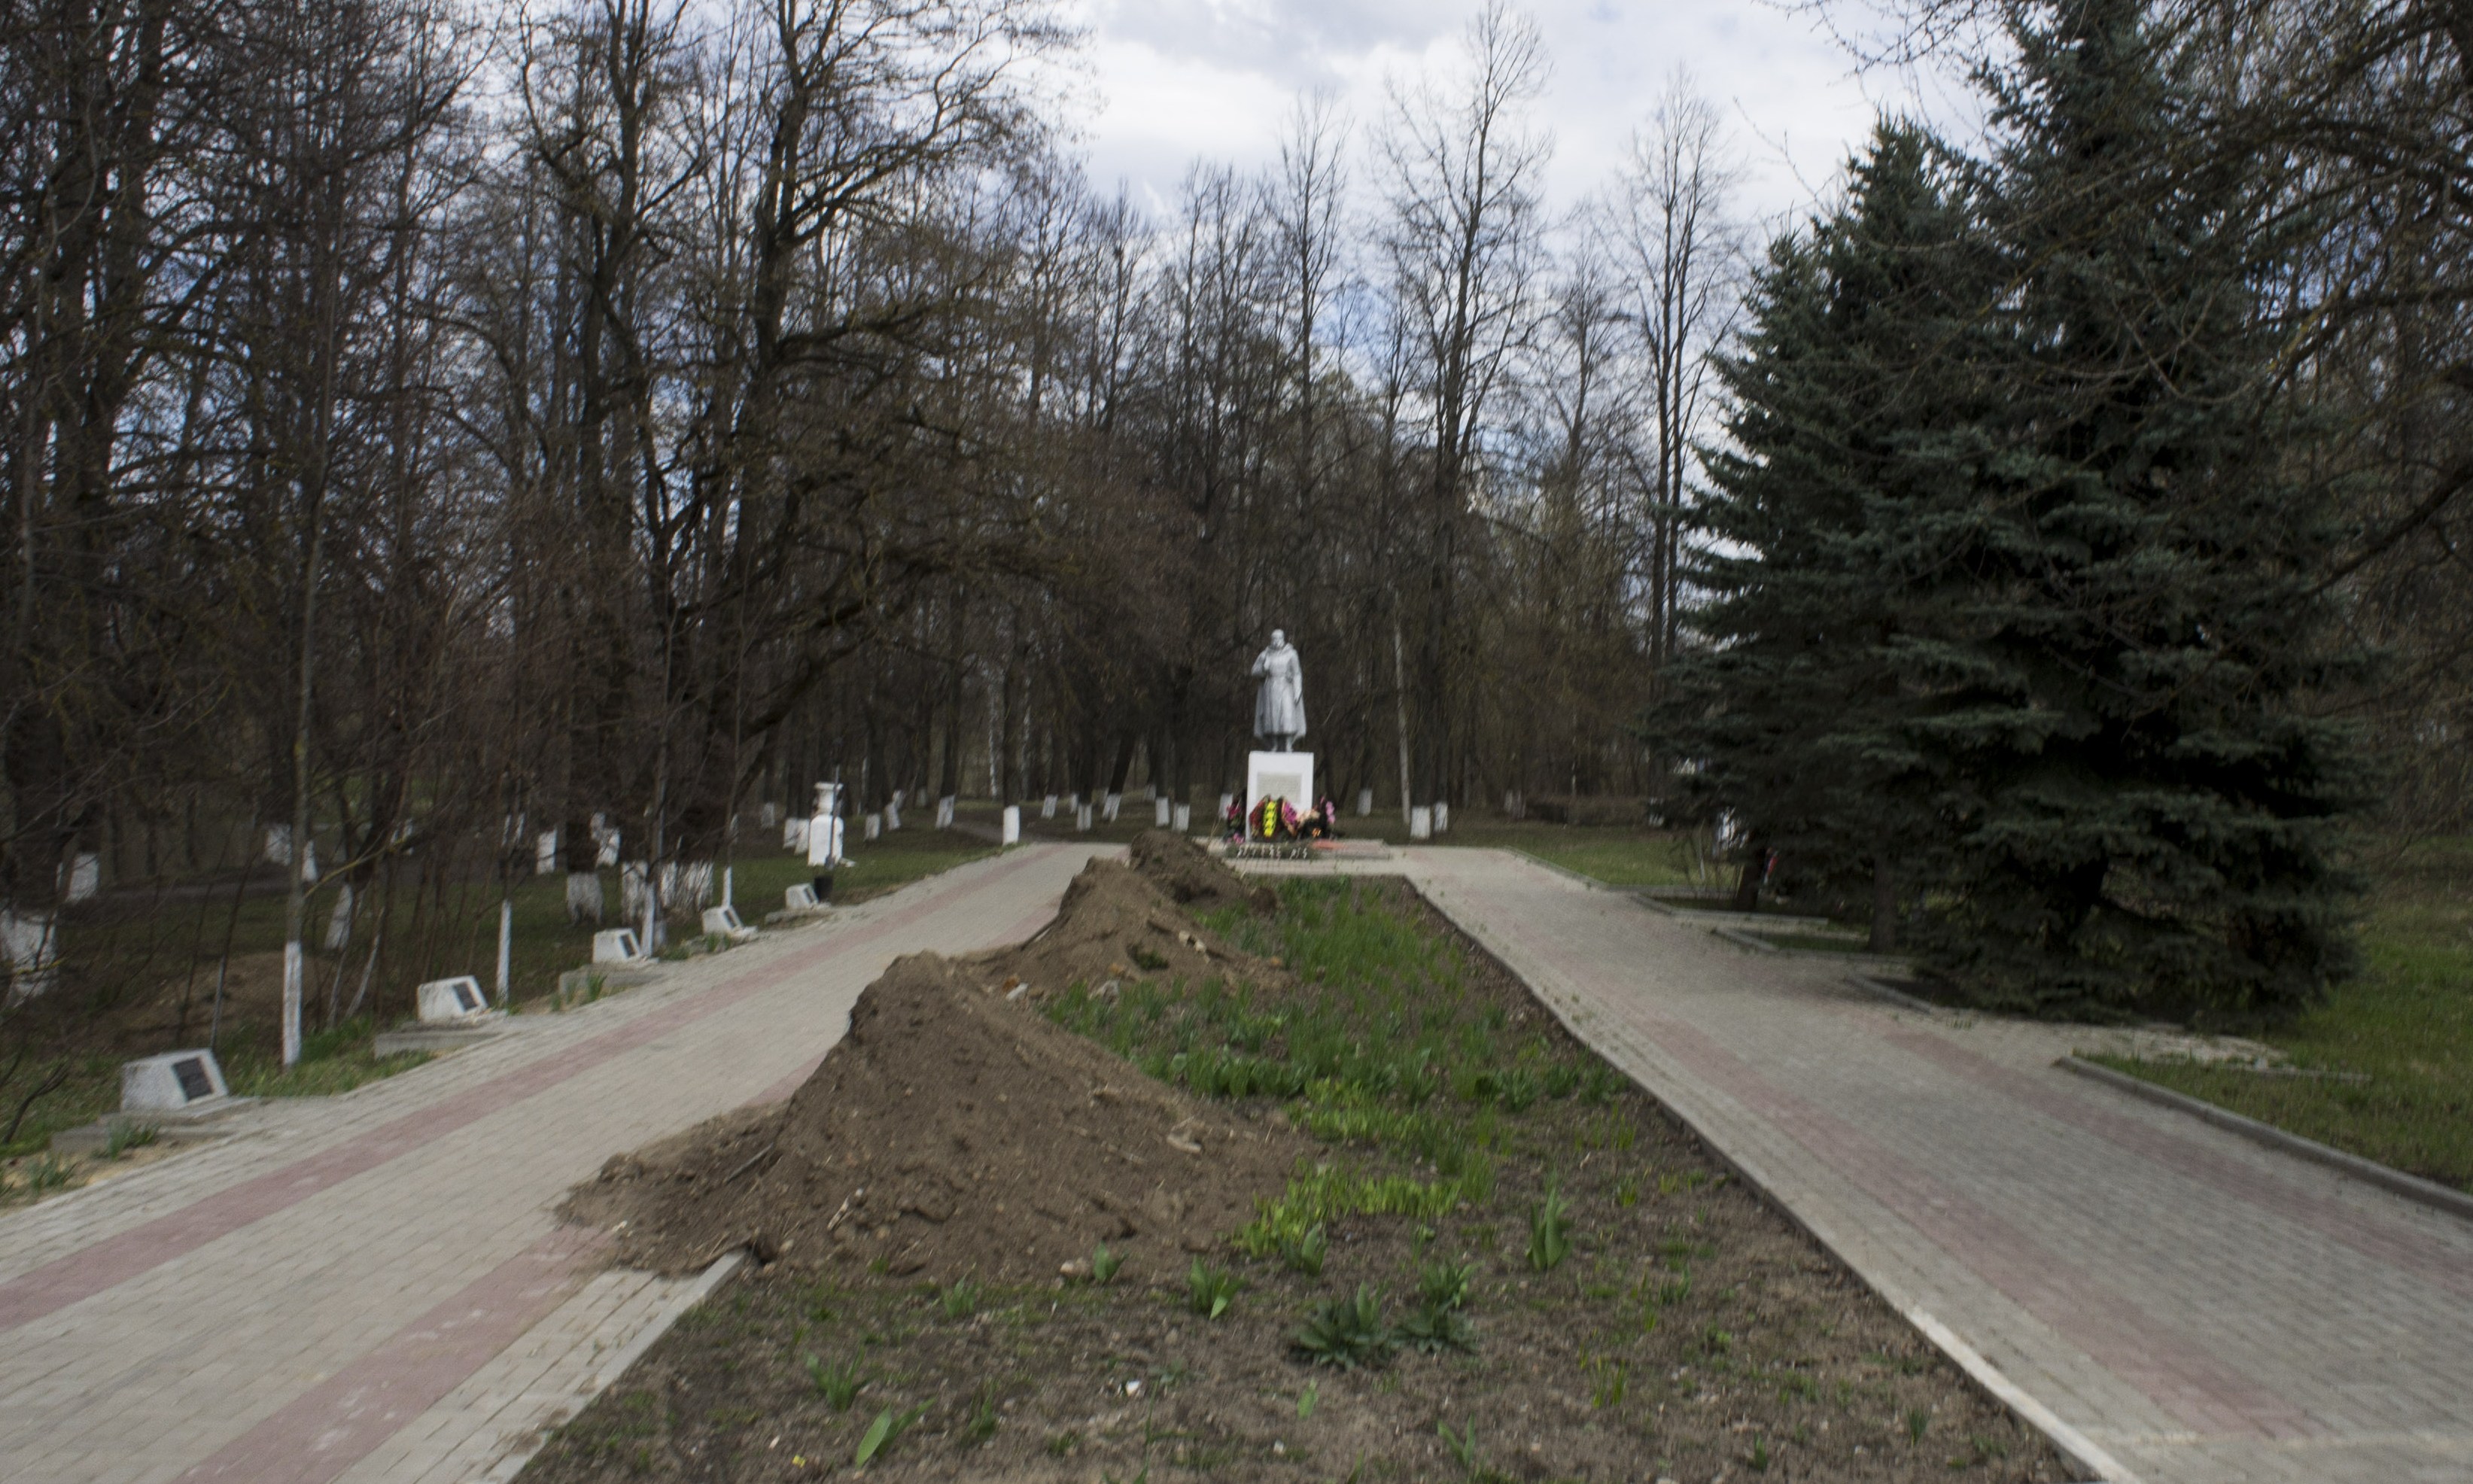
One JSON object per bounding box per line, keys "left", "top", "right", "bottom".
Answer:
{"left": 523, "top": 844, "right": 2066, "bottom": 1482}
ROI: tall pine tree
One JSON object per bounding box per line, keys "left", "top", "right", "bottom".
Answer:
{"left": 1906, "top": 0, "right": 2368, "bottom": 1018}
{"left": 1647, "top": 123, "right": 1997, "bottom": 944}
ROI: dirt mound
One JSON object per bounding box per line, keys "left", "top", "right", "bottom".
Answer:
{"left": 1129, "top": 827, "right": 1275, "bottom": 914}
{"left": 562, "top": 951, "right": 1306, "bottom": 1282}
{"left": 978, "top": 859, "right": 1278, "bottom": 1004}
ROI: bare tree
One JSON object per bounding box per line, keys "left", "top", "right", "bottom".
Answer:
{"left": 1604, "top": 71, "right": 1742, "bottom": 665}
{"left": 1378, "top": 0, "right": 1551, "bottom": 812}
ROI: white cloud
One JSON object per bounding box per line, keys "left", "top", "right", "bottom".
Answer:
{"left": 1057, "top": 0, "right": 1961, "bottom": 232}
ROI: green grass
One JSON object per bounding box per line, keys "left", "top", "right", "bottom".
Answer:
{"left": 2092, "top": 836, "right": 2473, "bottom": 1193}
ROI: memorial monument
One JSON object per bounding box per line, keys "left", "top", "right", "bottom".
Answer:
{"left": 1246, "top": 628, "right": 1313, "bottom": 836}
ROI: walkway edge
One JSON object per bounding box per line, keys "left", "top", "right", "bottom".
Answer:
{"left": 1903, "top": 1307, "right": 2135, "bottom": 1484}
{"left": 2057, "top": 1056, "right": 2473, "bottom": 1224}
{"left": 479, "top": 1250, "right": 746, "bottom": 1484}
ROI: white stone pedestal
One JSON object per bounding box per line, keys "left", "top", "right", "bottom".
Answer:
{"left": 1246, "top": 751, "right": 1315, "bottom": 823}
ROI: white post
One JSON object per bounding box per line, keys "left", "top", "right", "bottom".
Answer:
{"left": 495, "top": 896, "right": 513, "bottom": 1005}
{"left": 1173, "top": 803, "right": 1191, "bottom": 832}
{"left": 1001, "top": 805, "right": 1021, "bottom": 845}
{"left": 722, "top": 864, "right": 734, "bottom": 910}
{"left": 281, "top": 941, "right": 303, "bottom": 1065}
{"left": 1154, "top": 797, "right": 1172, "bottom": 827}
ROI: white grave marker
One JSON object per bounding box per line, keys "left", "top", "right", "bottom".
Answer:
{"left": 416, "top": 975, "right": 493, "bottom": 1024}
{"left": 1410, "top": 806, "right": 1433, "bottom": 841}
{"left": 122, "top": 1049, "right": 230, "bottom": 1111}
{"left": 592, "top": 928, "right": 644, "bottom": 964}
{"left": 2, "top": 911, "right": 59, "bottom": 999}
{"left": 784, "top": 817, "right": 809, "bottom": 853}
{"left": 701, "top": 905, "right": 757, "bottom": 942}
{"left": 63, "top": 853, "right": 99, "bottom": 904}
{"left": 537, "top": 829, "right": 560, "bottom": 874}
{"left": 864, "top": 812, "right": 882, "bottom": 841}
{"left": 1356, "top": 789, "right": 1373, "bottom": 817}
{"left": 786, "top": 882, "right": 820, "bottom": 911}
{"left": 1001, "top": 805, "right": 1021, "bottom": 844}
{"left": 1042, "top": 795, "right": 1057, "bottom": 819}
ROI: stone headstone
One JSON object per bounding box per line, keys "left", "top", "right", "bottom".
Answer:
{"left": 1356, "top": 788, "right": 1373, "bottom": 817}
{"left": 2, "top": 911, "right": 59, "bottom": 999}
{"left": 592, "top": 928, "right": 644, "bottom": 964}
{"left": 416, "top": 975, "right": 492, "bottom": 1023}
{"left": 759, "top": 801, "right": 778, "bottom": 829}
{"left": 701, "top": 905, "right": 756, "bottom": 942}
{"left": 63, "top": 852, "right": 99, "bottom": 905}
{"left": 784, "top": 817, "right": 809, "bottom": 853}
{"left": 122, "top": 1049, "right": 230, "bottom": 1111}
{"left": 1001, "top": 805, "right": 1021, "bottom": 845}
{"left": 1410, "top": 806, "right": 1433, "bottom": 841}
{"left": 864, "top": 812, "right": 882, "bottom": 841}
{"left": 786, "top": 882, "right": 820, "bottom": 911}
{"left": 565, "top": 871, "right": 604, "bottom": 923}
{"left": 537, "top": 830, "right": 560, "bottom": 874}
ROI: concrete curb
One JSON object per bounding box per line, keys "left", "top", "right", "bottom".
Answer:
{"left": 2058, "top": 1055, "right": 2473, "bottom": 1225}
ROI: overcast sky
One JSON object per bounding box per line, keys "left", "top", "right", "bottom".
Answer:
{"left": 1054, "top": 0, "right": 1973, "bottom": 233}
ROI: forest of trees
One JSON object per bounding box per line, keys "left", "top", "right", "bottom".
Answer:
{"left": 0, "top": 0, "right": 2465, "bottom": 1049}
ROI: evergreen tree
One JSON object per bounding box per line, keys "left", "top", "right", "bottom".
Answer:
{"left": 1906, "top": 0, "right": 2369, "bottom": 1018}
{"left": 1646, "top": 123, "right": 1995, "bottom": 941}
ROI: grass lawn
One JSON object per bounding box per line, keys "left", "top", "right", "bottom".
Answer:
{"left": 520, "top": 875, "right": 2061, "bottom": 1483}
{"left": 2091, "top": 835, "right": 2473, "bottom": 1194}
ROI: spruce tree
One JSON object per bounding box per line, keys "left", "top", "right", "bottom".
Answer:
{"left": 1646, "top": 123, "right": 1995, "bottom": 940}
{"left": 1906, "top": 0, "right": 2368, "bottom": 1018}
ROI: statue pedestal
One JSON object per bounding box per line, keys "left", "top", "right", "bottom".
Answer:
{"left": 1246, "top": 751, "right": 1314, "bottom": 826}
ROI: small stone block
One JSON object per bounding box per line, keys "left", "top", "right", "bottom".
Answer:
{"left": 121, "top": 1050, "right": 230, "bottom": 1112}
{"left": 592, "top": 929, "right": 644, "bottom": 964}
{"left": 415, "top": 975, "right": 494, "bottom": 1023}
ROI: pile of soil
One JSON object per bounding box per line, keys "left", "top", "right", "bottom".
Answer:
{"left": 563, "top": 949, "right": 1307, "bottom": 1282}
{"left": 976, "top": 856, "right": 1281, "bottom": 1006}
{"left": 1128, "top": 827, "right": 1275, "bottom": 914}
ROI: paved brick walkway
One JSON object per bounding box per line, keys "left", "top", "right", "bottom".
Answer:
{"left": 0, "top": 843, "right": 1097, "bottom": 1484}
{"left": 1253, "top": 848, "right": 2473, "bottom": 1484}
